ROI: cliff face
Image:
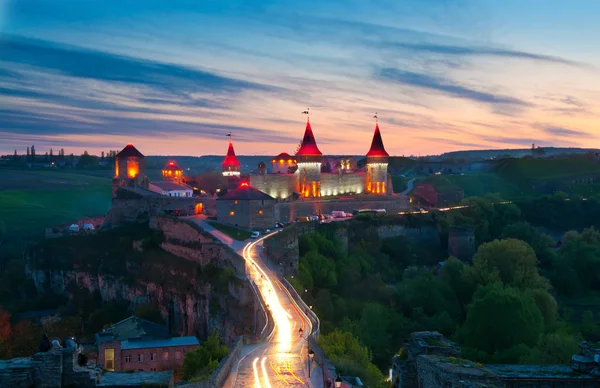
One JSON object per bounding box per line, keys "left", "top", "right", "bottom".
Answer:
{"left": 26, "top": 217, "right": 254, "bottom": 344}
{"left": 28, "top": 268, "right": 211, "bottom": 338}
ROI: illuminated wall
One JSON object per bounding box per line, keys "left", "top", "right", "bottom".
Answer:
{"left": 297, "top": 162, "right": 321, "bottom": 198}
{"left": 366, "top": 162, "right": 389, "bottom": 195}
{"left": 249, "top": 174, "right": 295, "bottom": 200}
{"left": 272, "top": 157, "right": 297, "bottom": 174}
{"left": 320, "top": 172, "right": 366, "bottom": 196}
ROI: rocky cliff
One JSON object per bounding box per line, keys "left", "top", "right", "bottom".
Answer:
{"left": 25, "top": 218, "right": 254, "bottom": 343}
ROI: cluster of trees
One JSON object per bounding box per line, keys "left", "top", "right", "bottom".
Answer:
{"left": 291, "top": 193, "right": 600, "bottom": 386}
{"left": 181, "top": 331, "right": 229, "bottom": 382}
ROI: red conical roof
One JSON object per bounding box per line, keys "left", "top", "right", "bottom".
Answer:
{"left": 296, "top": 119, "right": 322, "bottom": 156}
{"left": 366, "top": 123, "right": 389, "bottom": 157}
{"left": 221, "top": 139, "right": 241, "bottom": 167}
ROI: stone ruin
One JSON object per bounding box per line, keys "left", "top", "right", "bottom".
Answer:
{"left": 0, "top": 349, "right": 173, "bottom": 388}
{"left": 392, "top": 331, "right": 600, "bottom": 388}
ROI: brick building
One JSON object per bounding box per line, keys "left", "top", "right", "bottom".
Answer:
{"left": 216, "top": 182, "right": 276, "bottom": 230}
{"left": 96, "top": 316, "right": 199, "bottom": 372}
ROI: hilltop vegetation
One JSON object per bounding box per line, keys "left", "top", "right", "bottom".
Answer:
{"left": 292, "top": 194, "right": 600, "bottom": 386}
{"left": 407, "top": 156, "right": 600, "bottom": 201}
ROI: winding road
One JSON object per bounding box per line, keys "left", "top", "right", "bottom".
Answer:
{"left": 230, "top": 236, "right": 315, "bottom": 387}
{"left": 187, "top": 216, "right": 319, "bottom": 387}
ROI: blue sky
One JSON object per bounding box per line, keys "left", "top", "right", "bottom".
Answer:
{"left": 1, "top": 0, "right": 599, "bottom": 156}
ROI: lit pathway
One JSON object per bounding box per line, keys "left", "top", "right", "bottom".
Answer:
{"left": 185, "top": 216, "right": 321, "bottom": 387}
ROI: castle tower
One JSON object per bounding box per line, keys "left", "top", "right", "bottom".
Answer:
{"left": 162, "top": 160, "right": 183, "bottom": 183}
{"left": 221, "top": 138, "right": 241, "bottom": 177}
{"left": 112, "top": 143, "right": 147, "bottom": 198}
{"left": 366, "top": 121, "right": 389, "bottom": 195}
{"left": 295, "top": 118, "right": 322, "bottom": 198}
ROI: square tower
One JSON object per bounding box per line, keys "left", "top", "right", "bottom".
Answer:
{"left": 295, "top": 119, "right": 322, "bottom": 198}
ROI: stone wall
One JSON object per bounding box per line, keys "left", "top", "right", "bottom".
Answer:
{"left": 0, "top": 349, "right": 173, "bottom": 388}
{"left": 417, "top": 355, "right": 501, "bottom": 388}
{"left": 320, "top": 172, "right": 366, "bottom": 196}
{"left": 376, "top": 224, "right": 440, "bottom": 245}
{"left": 250, "top": 174, "right": 296, "bottom": 200}
{"left": 103, "top": 187, "right": 204, "bottom": 227}
{"left": 448, "top": 226, "right": 476, "bottom": 262}
{"left": 216, "top": 198, "right": 276, "bottom": 230}
{"left": 274, "top": 195, "right": 408, "bottom": 222}
{"left": 392, "top": 332, "right": 600, "bottom": 388}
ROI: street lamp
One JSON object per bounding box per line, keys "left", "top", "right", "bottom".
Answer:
{"left": 335, "top": 375, "right": 342, "bottom": 388}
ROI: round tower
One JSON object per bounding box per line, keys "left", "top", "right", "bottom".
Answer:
{"left": 295, "top": 118, "right": 322, "bottom": 198}
{"left": 113, "top": 143, "right": 147, "bottom": 197}
{"left": 366, "top": 122, "right": 389, "bottom": 195}
{"left": 162, "top": 160, "right": 183, "bottom": 182}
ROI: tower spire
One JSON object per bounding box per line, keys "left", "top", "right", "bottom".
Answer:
{"left": 366, "top": 119, "right": 388, "bottom": 157}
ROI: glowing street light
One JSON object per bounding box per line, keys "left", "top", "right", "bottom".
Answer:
{"left": 335, "top": 375, "right": 343, "bottom": 388}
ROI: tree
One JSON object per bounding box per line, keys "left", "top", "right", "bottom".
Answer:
{"left": 31, "top": 145, "right": 35, "bottom": 160}
{"left": 318, "top": 330, "right": 386, "bottom": 388}
{"left": 49, "top": 148, "right": 53, "bottom": 160}
{"left": 502, "top": 222, "right": 556, "bottom": 269}
{"left": 522, "top": 332, "right": 580, "bottom": 365}
{"left": 181, "top": 331, "right": 229, "bottom": 381}
{"left": 12, "top": 150, "right": 17, "bottom": 161}
{"left": 26, "top": 146, "right": 30, "bottom": 160}
{"left": 458, "top": 283, "right": 543, "bottom": 356}
{"left": 469, "top": 238, "right": 548, "bottom": 291}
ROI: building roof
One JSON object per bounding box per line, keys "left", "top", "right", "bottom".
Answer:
{"left": 366, "top": 123, "right": 389, "bottom": 157}
{"left": 116, "top": 143, "right": 144, "bottom": 158}
{"left": 273, "top": 152, "right": 294, "bottom": 160}
{"left": 121, "top": 336, "right": 199, "bottom": 350}
{"left": 163, "top": 160, "right": 181, "bottom": 171}
{"left": 218, "top": 182, "right": 275, "bottom": 201}
{"left": 222, "top": 139, "right": 241, "bottom": 167}
{"left": 96, "top": 316, "right": 170, "bottom": 343}
{"left": 296, "top": 120, "right": 322, "bottom": 156}
{"left": 151, "top": 181, "right": 193, "bottom": 192}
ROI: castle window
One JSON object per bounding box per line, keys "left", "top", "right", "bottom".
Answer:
{"left": 234, "top": 200, "right": 238, "bottom": 205}
{"left": 163, "top": 351, "right": 169, "bottom": 361}
{"left": 150, "top": 353, "right": 156, "bottom": 361}
{"left": 175, "top": 351, "right": 182, "bottom": 360}
{"left": 259, "top": 210, "right": 263, "bottom": 215}
{"left": 125, "top": 355, "right": 131, "bottom": 363}
{"left": 138, "top": 354, "right": 144, "bottom": 362}
{"left": 262, "top": 200, "right": 264, "bottom": 206}
{"left": 230, "top": 211, "right": 235, "bottom": 216}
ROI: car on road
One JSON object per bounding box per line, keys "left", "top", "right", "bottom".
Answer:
{"left": 265, "top": 229, "right": 271, "bottom": 233}
{"left": 251, "top": 231, "right": 260, "bottom": 239}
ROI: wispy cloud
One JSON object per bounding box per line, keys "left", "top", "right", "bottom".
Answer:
{"left": 534, "top": 124, "right": 594, "bottom": 139}
{"left": 378, "top": 42, "right": 588, "bottom": 68}
{"left": 376, "top": 68, "right": 530, "bottom": 108}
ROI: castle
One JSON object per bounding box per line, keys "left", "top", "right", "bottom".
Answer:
{"left": 221, "top": 118, "right": 394, "bottom": 199}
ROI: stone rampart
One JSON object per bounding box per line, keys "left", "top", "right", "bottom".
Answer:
{"left": 274, "top": 195, "right": 408, "bottom": 222}
{"left": 392, "top": 332, "right": 600, "bottom": 388}
{"left": 0, "top": 349, "right": 173, "bottom": 388}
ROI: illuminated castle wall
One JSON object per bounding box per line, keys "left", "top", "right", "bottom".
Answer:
{"left": 246, "top": 119, "right": 392, "bottom": 199}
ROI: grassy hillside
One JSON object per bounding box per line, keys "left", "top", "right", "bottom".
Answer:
{"left": 0, "top": 169, "right": 112, "bottom": 250}
{"left": 494, "top": 156, "right": 600, "bottom": 182}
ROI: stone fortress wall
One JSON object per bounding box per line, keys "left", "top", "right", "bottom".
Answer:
{"left": 392, "top": 332, "right": 600, "bottom": 388}
{"left": 0, "top": 349, "right": 174, "bottom": 388}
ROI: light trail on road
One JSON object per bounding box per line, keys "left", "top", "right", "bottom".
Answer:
{"left": 240, "top": 235, "right": 309, "bottom": 387}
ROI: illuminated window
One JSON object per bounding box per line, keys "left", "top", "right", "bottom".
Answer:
{"left": 163, "top": 351, "right": 169, "bottom": 361}
{"left": 230, "top": 211, "right": 235, "bottom": 216}
{"left": 234, "top": 200, "right": 238, "bottom": 205}
{"left": 258, "top": 210, "right": 263, "bottom": 215}
{"left": 115, "top": 160, "right": 119, "bottom": 177}
{"left": 127, "top": 160, "right": 139, "bottom": 178}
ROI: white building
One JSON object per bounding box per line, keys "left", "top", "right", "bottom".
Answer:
{"left": 149, "top": 181, "right": 194, "bottom": 197}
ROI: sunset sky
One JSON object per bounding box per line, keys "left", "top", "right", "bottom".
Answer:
{"left": 1, "top": 0, "right": 599, "bottom": 157}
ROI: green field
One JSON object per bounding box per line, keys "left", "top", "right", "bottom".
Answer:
{"left": 207, "top": 221, "right": 252, "bottom": 240}
{"left": 400, "top": 157, "right": 600, "bottom": 201}
{"left": 0, "top": 169, "right": 112, "bottom": 250}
